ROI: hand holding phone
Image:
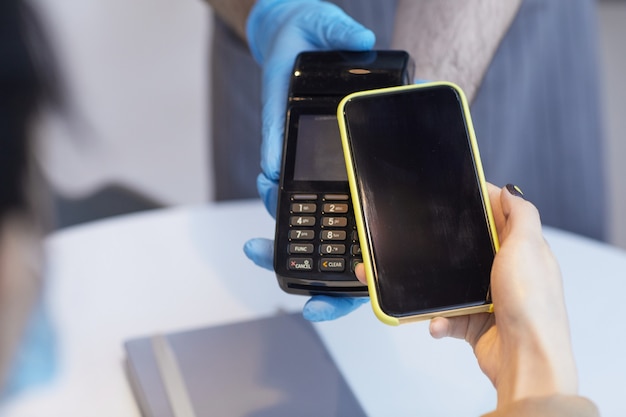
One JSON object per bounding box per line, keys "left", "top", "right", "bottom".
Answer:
{"left": 430, "top": 184, "right": 580, "bottom": 408}
{"left": 338, "top": 82, "right": 499, "bottom": 325}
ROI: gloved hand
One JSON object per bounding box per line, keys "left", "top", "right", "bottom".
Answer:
{"left": 2, "top": 298, "right": 57, "bottom": 400}
{"left": 243, "top": 0, "right": 375, "bottom": 322}
{"left": 244, "top": 238, "right": 369, "bottom": 321}
{"left": 246, "top": 0, "right": 376, "bottom": 216}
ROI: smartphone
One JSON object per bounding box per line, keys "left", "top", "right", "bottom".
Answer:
{"left": 337, "top": 82, "right": 499, "bottom": 325}
{"left": 273, "top": 51, "right": 414, "bottom": 296}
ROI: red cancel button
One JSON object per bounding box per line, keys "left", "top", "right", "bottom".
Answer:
{"left": 288, "top": 258, "right": 313, "bottom": 271}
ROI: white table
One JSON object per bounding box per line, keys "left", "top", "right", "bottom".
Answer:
{"left": 2, "top": 200, "right": 625, "bottom": 416}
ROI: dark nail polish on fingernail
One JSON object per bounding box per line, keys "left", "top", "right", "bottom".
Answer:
{"left": 506, "top": 184, "right": 525, "bottom": 199}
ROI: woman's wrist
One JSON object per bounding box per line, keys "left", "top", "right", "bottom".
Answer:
{"left": 496, "top": 335, "right": 578, "bottom": 407}
{"left": 483, "top": 395, "right": 599, "bottom": 417}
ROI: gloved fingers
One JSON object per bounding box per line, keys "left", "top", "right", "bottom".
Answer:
{"left": 302, "top": 295, "right": 369, "bottom": 322}
{"left": 259, "top": 60, "right": 292, "bottom": 183}
{"left": 247, "top": 0, "right": 375, "bottom": 64}
{"left": 256, "top": 2, "right": 375, "bottom": 182}
{"left": 243, "top": 237, "right": 369, "bottom": 322}
{"left": 243, "top": 237, "right": 275, "bottom": 271}
{"left": 299, "top": 3, "right": 375, "bottom": 51}
{"left": 257, "top": 173, "right": 279, "bottom": 218}
{"left": 246, "top": 0, "right": 308, "bottom": 64}
{"left": 258, "top": 32, "right": 349, "bottom": 182}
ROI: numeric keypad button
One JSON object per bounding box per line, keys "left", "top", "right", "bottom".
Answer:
{"left": 322, "top": 216, "right": 347, "bottom": 227}
{"left": 320, "top": 230, "right": 347, "bottom": 241}
{"left": 320, "top": 244, "right": 346, "bottom": 255}
{"left": 289, "top": 229, "right": 315, "bottom": 240}
{"left": 291, "top": 203, "right": 316, "bottom": 213}
{"left": 323, "top": 203, "right": 349, "bottom": 214}
{"left": 290, "top": 216, "right": 315, "bottom": 226}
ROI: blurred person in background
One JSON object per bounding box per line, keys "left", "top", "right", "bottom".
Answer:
{"left": 0, "top": 0, "right": 58, "bottom": 401}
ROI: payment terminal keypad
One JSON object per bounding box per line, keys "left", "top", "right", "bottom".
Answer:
{"left": 286, "top": 193, "right": 362, "bottom": 278}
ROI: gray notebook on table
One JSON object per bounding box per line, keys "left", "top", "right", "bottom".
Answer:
{"left": 124, "top": 312, "right": 366, "bottom": 417}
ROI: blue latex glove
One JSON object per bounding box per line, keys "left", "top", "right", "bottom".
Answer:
{"left": 246, "top": 0, "right": 376, "bottom": 216}
{"left": 243, "top": 0, "right": 375, "bottom": 321}
{"left": 0, "top": 296, "right": 57, "bottom": 402}
{"left": 244, "top": 238, "right": 369, "bottom": 321}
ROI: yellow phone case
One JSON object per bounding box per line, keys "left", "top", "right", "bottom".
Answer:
{"left": 337, "top": 82, "right": 499, "bottom": 326}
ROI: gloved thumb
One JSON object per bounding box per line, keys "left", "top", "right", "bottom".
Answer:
{"left": 257, "top": 173, "right": 279, "bottom": 218}
{"left": 243, "top": 237, "right": 275, "bottom": 271}
{"left": 302, "top": 295, "right": 369, "bottom": 322}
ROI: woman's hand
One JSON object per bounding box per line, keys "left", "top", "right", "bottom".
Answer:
{"left": 430, "top": 184, "right": 578, "bottom": 407}
{"left": 355, "top": 184, "right": 578, "bottom": 407}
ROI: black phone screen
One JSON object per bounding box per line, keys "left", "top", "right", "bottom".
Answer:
{"left": 343, "top": 85, "right": 495, "bottom": 317}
